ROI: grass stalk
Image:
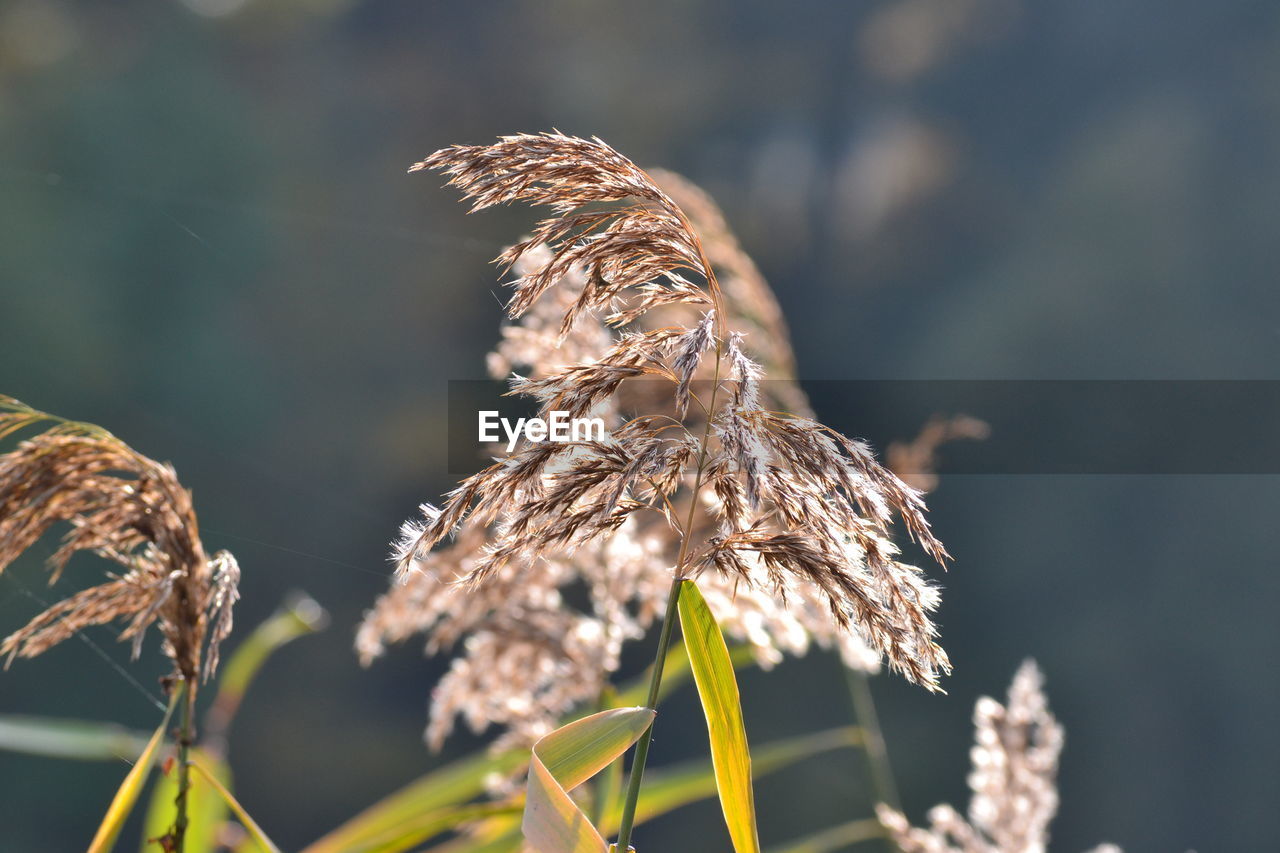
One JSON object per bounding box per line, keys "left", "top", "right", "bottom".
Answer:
{"left": 173, "top": 679, "right": 196, "bottom": 853}
{"left": 844, "top": 667, "right": 898, "bottom": 811}
{"left": 613, "top": 290, "right": 727, "bottom": 851}
{"left": 613, "top": 575, "right": 683, "bottom": 851}
{"left": 845, "top": 667, "right": 901, "bottom": 852}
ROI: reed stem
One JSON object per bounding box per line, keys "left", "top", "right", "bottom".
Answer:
{"left": 174, "top": 679, "right": 196, "bottom": 853}
{"left": 845, "top": 666, "right": 901, "bottom": 851}
{"left": 613, "top": 338, "right": 725, "bottom": 850}
{"left": 614, "top": 575, "right": 683, "bottom": 851}
{"left": 615, "top": 241, "right": 725, "bottom": 851}
{"left": 845, "top": 667, "right": 899, "bottom": 810}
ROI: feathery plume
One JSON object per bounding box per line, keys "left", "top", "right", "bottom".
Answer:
{"left": 876, "top": 661, "right": 1121, "bottom": 853}
{"left": 411, "top": 131, "right": 715, "bottom": 338}
{"left": 0, "top": 397, "right": 239, "bottom": 684}
{"left": 359, "top": 520, "right": 653, "bottom": 747}
{"left": 887, "top": 414, "right": 991, "bottom": 493}
{"left": 365, "top": 137, "right": 952, "bottom": 746}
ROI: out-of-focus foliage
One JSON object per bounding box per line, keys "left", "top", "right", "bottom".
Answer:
{"left": 0, "top": 714, "right": 149, "bottom": 762}
{"left": 190, "top": 756, "right": 284, "bottom": 853}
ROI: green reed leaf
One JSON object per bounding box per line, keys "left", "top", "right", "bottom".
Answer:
{"left": 771, "top": 818, "right": 886, "bottom": 853}
{"left": 190, "top": 756, "right": 282, "bottom": 853}
{"left": 86, "top": 691, "right": 178, "bottom": 853}
{"left": 678, "top": 579, "right": 761, "bottom": 853}
{"left": 0, "top": 714, "right": 149, "bottom": 762}
{"left": 205, "top": 593, "right": 328, "bottom": 739}
{"left": 299, "top": 744, "right": 530, "bottom": 853}
{"left": 419, "top": 727, "right": 861, "bottom": 853}
{"left": 523, "top": 707, "right": 655, "bottom": 853}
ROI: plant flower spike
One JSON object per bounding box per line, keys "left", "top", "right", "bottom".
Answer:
{"left": 373, "top": 132, "right": 952, "bottom": 851}
{"left": 877, "top": 661, "right": 1122, "bottom": 853}
{"left": 0, "top": 396, "right": 240, "bottom": 853}
{"left": 359, "top": 170, "right": 899, "bottom": 755}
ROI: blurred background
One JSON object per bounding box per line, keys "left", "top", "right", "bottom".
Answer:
{"left": 2, "top": 1, "right": 1278, "bottom": 850}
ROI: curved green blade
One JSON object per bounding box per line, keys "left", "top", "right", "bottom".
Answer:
{"left": 206, "top": 593, "right": 328, "bottom": 739}
{"left": 299, "top": 743, "right": 530, "bottom": 853}
{"left": 678, "top": 579, "right": 761, "bottom": 853}
{"left": 772, "top": 819, "right": 885, "bottom": 853}
{"left": 523, "top": 707, "right": 655, "bottom": 853}
{"left": 86, "top": 691, "right": 178, "bottom": 853}
{"left": 190, "top": 757, "right": 282, "bottom": 853}
{"left": 419, "top": 727, "right": 861, "bottom": 853}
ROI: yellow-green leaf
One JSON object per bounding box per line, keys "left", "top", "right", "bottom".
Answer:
{"left": 305, "top": 641, "right": 723, "bottom": 853}
{"left": 299, "top": 742, "right": 530, "bottom": 853}
{"left": 523, "top": 707, "right": 655, "bottom": 853}
{"left": 338, "top": 802, "right": 520, "bottom": 853}
{"left": 417, "top": 823, "right": 522, "bottom": 853}
{"left": 419, "top": 728, "right": 860, "bottom": 853}
{"left": 613, "top": 639, "right": 756, "bottom": 709}
{"left": 606, "top": 726, "right": 861, "bottom": 832}
{"left": 678, "top": 579, "right": 761, "bottom": 853}
{"left": 87, "top": 691, "right": 178, "bottom": 853}
{"left": 190, "top": 757, "right": 282, "bottom": 853}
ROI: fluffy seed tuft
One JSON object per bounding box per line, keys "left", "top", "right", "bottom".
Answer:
{"left": 0, "top": 396, "right": 240, "bottom": 684}
{"left": 877, "top": 662, "right": 1122, "bottom": 853}
{"left": 368, "top": 138, "right": 954, "bottom": 746}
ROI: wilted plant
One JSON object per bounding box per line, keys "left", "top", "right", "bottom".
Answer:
{"left": 370, "top": 132, "right": 952, "bottom": 850}
{"left": 876, "top": 661, "right": 1121, "bottom": 853}
{"left": 0, "top": 396, "right": 240, "bottom": 852}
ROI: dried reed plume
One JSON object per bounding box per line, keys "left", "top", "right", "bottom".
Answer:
{"left": 362, "top": 133, "right": 951, "bottom": 746}
{"left": 887, "top": 414, "right": 991, "bottom": 493}
{"left": 0, "top": 397, "right": 239, "bottom": 685}
{"left": 877, "top": 662, "right": 1121, "bottom": 853}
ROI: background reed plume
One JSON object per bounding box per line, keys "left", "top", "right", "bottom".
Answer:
{"left": 877, "top": 662, "right": 1120, "bottom": 853}
{"left": 0, "top": 396, "right": 239, "bottom": 686}
{"left": 888, "top": 415, "right": 992, "bottom": 494}
{"left": 360, "top": 133, "right": 951, "bottom": 749}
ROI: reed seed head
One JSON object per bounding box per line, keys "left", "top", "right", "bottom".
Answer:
{"left": 877, "top": 662, "right": 1122, "bottom": 853}
{"left": 0, "top": 397, "right": 240, "bottom": 684}
{"left": 887, "top": 414, "right": 991, "bottom": 493}
{"left": 365, "top": 134, "right": 953, "bottom": 746}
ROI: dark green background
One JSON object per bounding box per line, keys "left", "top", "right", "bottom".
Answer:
{"left": 2, "top": 1, "right": 1277, "bottom": 850}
